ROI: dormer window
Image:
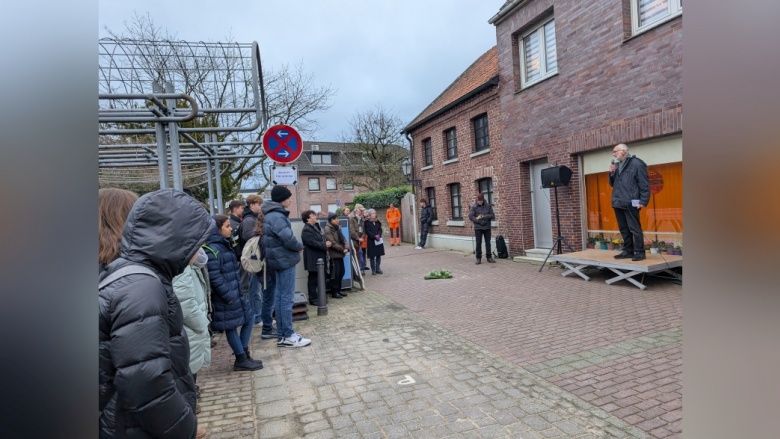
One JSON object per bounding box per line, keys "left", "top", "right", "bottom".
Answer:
{"left": 311, "top": 153, "right": 332, "bottom": 164}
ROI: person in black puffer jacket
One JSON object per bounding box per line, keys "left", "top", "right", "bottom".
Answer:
{"left": 99, "top": 189, "right": 211, "bottom": 439}
{"left": 300, "top": 210, "right": 331, "bottom": 305}
{"left": 203, "top": 214, "right": 263, "bottom": 372}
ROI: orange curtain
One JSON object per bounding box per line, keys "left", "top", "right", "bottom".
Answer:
{"left": 585, "top": 162, "right": 683, "bottom": 244}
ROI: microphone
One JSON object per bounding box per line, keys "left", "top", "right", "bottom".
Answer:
{"left": 611, "top": 158, "right": 619, "bottom": 165}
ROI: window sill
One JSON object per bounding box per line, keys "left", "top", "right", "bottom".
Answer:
{"left": 446, "top": 220, "right": 465, "bottom": 227}
{"left": 309, "top": 189, "right": 321, "bottom": 192}
{"left": 628, "top": 12, "right": 682, "bottom": 41}
{"left": 421, "top": 165, "right": 434, "bottom": 171}
{"left": 491, "top": 221, "right": 498, "bottom": 228}
{"left": 470, "top": 149, "right": 490, "bottom": 158}
{"left": 442, "top": 158, "right": 459, "bottom": 165}
{"left": 516, "top": 71, "right": 559, "bottom": 94}
{"left": 431, "top": 220, "right": 440, "bottom": 226}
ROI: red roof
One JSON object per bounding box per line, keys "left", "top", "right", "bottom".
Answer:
{"left": 405, "top": 46, "right": 498, "bottom": 131}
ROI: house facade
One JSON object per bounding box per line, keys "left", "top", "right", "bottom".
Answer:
{"left": 402, "top": 47, "right": 506, "bottom": 253}
{"left": 490, "top": 0, "right": 683, "bottom": 256}
{"left": 284, "top": 141, "right": 360, "bottom": 219}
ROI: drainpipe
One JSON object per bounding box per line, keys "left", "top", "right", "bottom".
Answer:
{"left": 405, "top": 132, "right": 419, "bottom": 246}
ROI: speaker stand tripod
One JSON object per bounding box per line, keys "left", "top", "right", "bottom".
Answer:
{"left": 539, "top": 185, "right": 575, "bottom": 272}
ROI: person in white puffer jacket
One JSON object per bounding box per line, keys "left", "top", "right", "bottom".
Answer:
{"left": 173, "top": 247, "right": 212, "bottom": 410}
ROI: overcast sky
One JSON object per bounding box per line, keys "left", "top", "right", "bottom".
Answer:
{"left": 98, "top": 1, "right": 502, "bottom": 142}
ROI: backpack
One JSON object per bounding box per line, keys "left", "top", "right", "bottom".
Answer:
{"left": 99, "top": 265, "right": 160, "bottom": 289}
{"left": 240, "top": 234, "right": 266, "bottom": 273}
{"left": 495, "top": 235, "right": 509, "bottom": 259}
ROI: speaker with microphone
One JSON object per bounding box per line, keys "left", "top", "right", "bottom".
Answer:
{"left": 540, "top": 165, "right": 572, "bottom": 189}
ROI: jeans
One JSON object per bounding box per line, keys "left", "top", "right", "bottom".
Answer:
{"left": 224, "top": 323, "right": 253, "bottom": 355}
{"left": 419, "top": 223, "right": 430, "bottom": 247}
{"left": 359, "top": 248, "right": 366, "bottom": 271}
{"left": 248, "top": 273, "right": 262, "bottom": 323}
{"left": 475, "top": 228, "right": 492, "bottom": 259}
{"left": 259, "top": 267, "right": 276, "bottom": 334}
{"left": 614, "top": 207, "right": 644, "bottom": 254}
{"left": 274, "top": 266, "right": 296, "bottom": 339}
{"left": 370, "top": 255, "right": 382, "bottom": 272}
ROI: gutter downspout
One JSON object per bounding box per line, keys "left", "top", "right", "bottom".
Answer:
{"left": 405, "top": 132, "right": 419, "bottom": 247}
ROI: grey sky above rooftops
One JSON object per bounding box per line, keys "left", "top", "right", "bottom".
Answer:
{"left": 98, "top": 1, "right": 500, "bottom": 142}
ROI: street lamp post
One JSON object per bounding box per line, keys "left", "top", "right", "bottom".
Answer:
{"left": 401, "top": 157, "right": 422, "bottom": 189}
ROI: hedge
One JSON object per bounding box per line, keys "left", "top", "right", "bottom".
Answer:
{"left": 350, "top": 186, "right": 411, "bottom": 210}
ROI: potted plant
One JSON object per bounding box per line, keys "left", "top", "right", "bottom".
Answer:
{"left": 611, "top": 237, "right": 622, "bottom": 251}
{"left": 594, "top": 233, "right": 605, "bottom": 249}
{"left": 586, "top": 236, "right": 596, "bottom": 249}
{"left": 675, "top": 244, "right": 682, "bottom": 256}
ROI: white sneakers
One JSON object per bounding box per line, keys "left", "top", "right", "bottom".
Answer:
{"left": 277, "top": 333, "right": 311, "bottom": 348}
{"left": 415, "top": 246, "right": 422, "bottom": 250}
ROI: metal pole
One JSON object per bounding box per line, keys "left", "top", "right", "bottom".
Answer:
{"left": 214, "top": 148, "right": 224, "bottom": 213}
{"left": 152, "top": 82, "right": 169, "bottom": 189}
{"left": 317, "top": 258, "right": 328, "bottom": 316}
{"left": 165, "top": 82, "right": 184, "bottom": 190}
{"left": 205, "top": 139, "right": 215, "bottom": 215}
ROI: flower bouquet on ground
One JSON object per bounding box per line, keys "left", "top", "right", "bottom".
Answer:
{"left": 424, "top": 269, "right": 453, "bottom": 280}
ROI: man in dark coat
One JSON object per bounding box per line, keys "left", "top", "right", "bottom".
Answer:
{"left": 300, "top": 210, "right": 332, "bottom": 305}
{"left": 99, "top": 189, "right": 212, "bottom": 439}
{"left": 416, "top": 199, "right": 434, "bottom": 249}
{"left": 228, "top": 199, "right": 244, "bottom": 255}
{"left": 609, "top": 143, "right": 650, "bottom": 261}
{"left": 469, "top": 193, "right": 495, "bottom": 265}
{"left": 262, "top": 185, "right": 311, "bottom": 348}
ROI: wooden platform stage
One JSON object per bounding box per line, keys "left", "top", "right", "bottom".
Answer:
{"left": 550, "top": 249, "right": 683, "bottom": 290}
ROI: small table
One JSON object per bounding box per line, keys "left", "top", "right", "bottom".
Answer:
{"left": 551, "top": 249, "right": 682, "bottom": 290}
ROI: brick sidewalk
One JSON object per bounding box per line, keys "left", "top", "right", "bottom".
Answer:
{"left": 197, "top": 245, "right": 682, "bottom": 438}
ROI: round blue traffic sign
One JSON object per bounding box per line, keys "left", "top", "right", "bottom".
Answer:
{"left": 262, "top": 124, "right": 303, "bottom": 164}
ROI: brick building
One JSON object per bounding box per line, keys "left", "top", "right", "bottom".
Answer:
{"left": 284, "top": 141, "right": 360, "bottom": 219}
{"left": 489, "top": 0, "right": 683, "bottom": 256}
{"left": 402, "top": 47, "right": 506, "bottom": 253}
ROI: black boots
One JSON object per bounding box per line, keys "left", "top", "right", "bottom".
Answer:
{"left": 234, "top": 352, "right": 263, "bottom": 371}
{"left": 486, "top": 257, "right": 496, "bottom": 263}
{"left": 475, "top": 258, "right": 482, "bottom": 265}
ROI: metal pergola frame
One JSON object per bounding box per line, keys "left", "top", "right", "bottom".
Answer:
{"left": 98, "top": 38, "right": 269, "bottom": 213}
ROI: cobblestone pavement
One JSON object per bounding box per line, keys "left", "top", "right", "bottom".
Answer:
{"left": 198, "top": 245, "right": 682, "bottom": 438}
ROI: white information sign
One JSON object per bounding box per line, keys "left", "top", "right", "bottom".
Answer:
{"left": 271, "top": 165, "right": 298, "bottom": 185}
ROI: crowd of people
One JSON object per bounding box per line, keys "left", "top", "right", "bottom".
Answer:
{"left": 98, "top": 184, "right": 409, "bottom": 438}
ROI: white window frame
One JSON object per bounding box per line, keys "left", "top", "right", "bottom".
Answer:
{"left": 309, "top": 204, "right": 322, "bottom": 213}
{"left": 327, "top": 203, "right": 338, "bottom": 214}
{"left": 632, "top": 0, "right": 682, "bottom": 36}
{"left": 311, "top": 153, "right": 332, "bottom": 164}
{"left": 326, "top": 177, "right": 337, "bottom": 190}
{"left": 343, "top": 183, "right": 354, "bottom": 191}
{"left": 519, "top": 16, "right": 558, "bottom": 89}
{"left": 308, "top": 177, "right": 320, "bottom": 191}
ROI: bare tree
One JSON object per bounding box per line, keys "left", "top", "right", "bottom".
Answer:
{"left": 337, "top": 106, "right": 409, "bottom": 191}
{"left": 100, "top": 13, "right": 334, "bottom": 197}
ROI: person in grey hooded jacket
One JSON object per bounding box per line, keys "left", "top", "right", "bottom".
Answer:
{"left": 99, "top": 189, "right": 212, "bottom": 439}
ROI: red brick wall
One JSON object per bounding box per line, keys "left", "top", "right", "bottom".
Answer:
{"left": 495, "top": 0, "right": 683, "bottom": 255}
{"left": 409, "top": 86, "right": 505, "bottom": 239}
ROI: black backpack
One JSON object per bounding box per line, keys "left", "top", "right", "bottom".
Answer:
{"left": 495, "top": 235, "right": 509, "bottom": 258}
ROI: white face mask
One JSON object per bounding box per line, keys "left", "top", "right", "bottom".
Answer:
{"left": 193, "top": 247, "right": 209, "bottom": 268}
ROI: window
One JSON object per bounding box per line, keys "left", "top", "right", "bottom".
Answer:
{"left": 311, "top": 153, "right": 332, "bottom": 164}
{"left": 473, "top": 114, "right": 490, "bottom": 152}
{"left": 426, "top": 187, "right": 438, "bottom": 220}
{"left": 309, "top": 204, "right": 322, "bottom": 213}
{"left": 343, "top": 183, "right": 354, "bottom": 190}
{"left": 328, "top": 203, "right": 338, "bottom": 214}
{"left": 449, "top": 183, "right": 462, "bottom": 220}
{"left": 326, "top": 178, "right": 337, "bottom": 190}
{"left": 444, "top": 128, "right": 458, "bottom": 159}
{"left": 423, "top": 138, "right": 433, "bottom": 166}
{"left": 308, "top": 177, "right": 320, "bottom": 191}
{"left": 478, "top": 178, "right": 494, "bottom": 206}
{"left": 632, "top": 0, "right": 682, "bottom": 35}
{"left": 520, "top": 17, "right": 557, "bottom": 88}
